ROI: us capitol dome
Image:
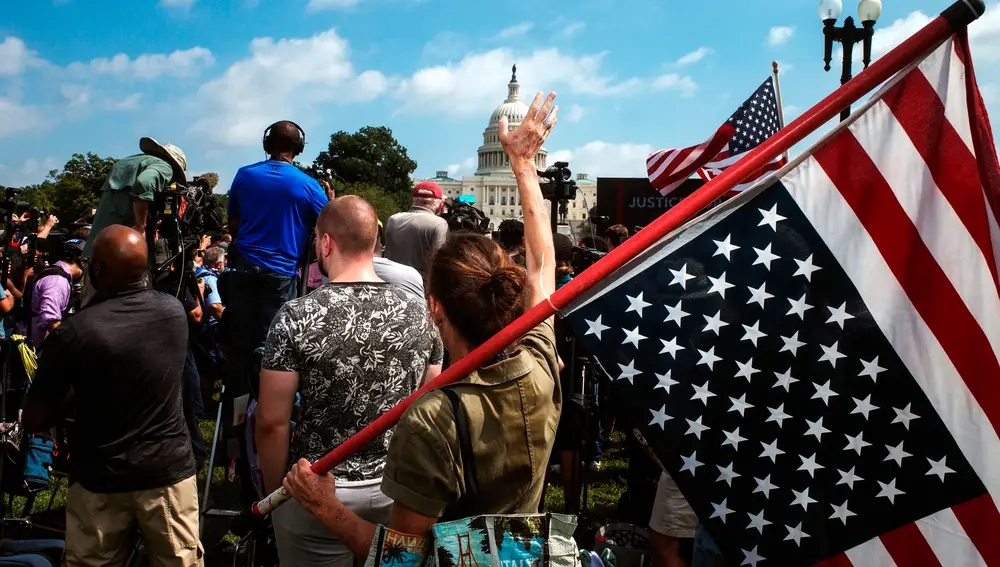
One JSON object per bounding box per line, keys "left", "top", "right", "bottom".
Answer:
{"left": 416, "top": 64, "right": 597, "bottom": 232}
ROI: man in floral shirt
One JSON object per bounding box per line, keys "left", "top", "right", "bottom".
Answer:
{"left": 255, "top": 196, "right": 443, "bottom": 567}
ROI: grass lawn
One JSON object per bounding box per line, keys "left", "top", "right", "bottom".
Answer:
{"left": 7, "top": 420, "right": 631, "bottom": 565}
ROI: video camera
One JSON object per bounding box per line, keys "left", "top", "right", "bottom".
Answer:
{"left": 539, "top": 162, "right": 578, "bottom": 202}
{"left": 303, "top": 165, "right": 334, "bottom": 184}
{"left": 572, "top": 245, "right": 607, "bottom": 276}
{"left": 155, "top": 178, "right": 224, "bottom": 247}
{"left": 440, "top": 199, "right": 491, "bottom": 234}
{"left": 0, "top": 186, "right": 48, "bottom": 285}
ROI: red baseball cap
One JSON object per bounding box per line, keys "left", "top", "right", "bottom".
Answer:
{"left": 412, "top": 181, "right": 443, "bottom": 200}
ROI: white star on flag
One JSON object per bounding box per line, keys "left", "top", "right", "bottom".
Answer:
{"left": 625, "top": 293, "right": 651, "bottom": 317}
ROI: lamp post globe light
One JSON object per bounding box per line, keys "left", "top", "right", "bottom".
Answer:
{"left": 821, "top": 0, "right": 881, "bottom": 121}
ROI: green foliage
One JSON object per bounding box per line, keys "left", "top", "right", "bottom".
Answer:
{"left": 314, "top": 126, "right": 417, "bottom": 209}
{"left": 337, "top": 182, "right": 401, "bottom": 224}
{"left": 18, "top": 153, "right": 117, "bottom": 223}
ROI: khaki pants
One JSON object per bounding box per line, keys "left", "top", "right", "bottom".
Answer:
{"left": 64, "top": 476, "right": 204, "bottom": 567}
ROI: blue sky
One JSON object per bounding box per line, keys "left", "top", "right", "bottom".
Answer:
{"left": 1, "top": 0, "right": 998, "bottom": 192}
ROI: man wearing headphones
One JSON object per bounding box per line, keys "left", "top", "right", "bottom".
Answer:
{"left": 224, "top": 121, "right": 327, "bottom": 471}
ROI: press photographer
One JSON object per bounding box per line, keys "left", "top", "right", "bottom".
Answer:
{"left": 81, "top": 137, "right": 188, "bottom": 307}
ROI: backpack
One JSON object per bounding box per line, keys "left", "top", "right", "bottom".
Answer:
{"left": 20, "top": 266, "right": 72, "bottom": 338}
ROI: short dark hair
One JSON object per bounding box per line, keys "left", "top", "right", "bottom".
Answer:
{"left": 495, "top": 220, "right": 524, "bottom": 253}
{"left": 265, "top": 121, "right": 304, "bottom": 155}
{"left": 579, "top": 235, "right": 610, "bottom": 252}
{"left": 605, "top": 224, "right": 629, "bottom": 247}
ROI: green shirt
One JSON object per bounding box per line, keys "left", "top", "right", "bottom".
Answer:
{"left": 381, "top": 319, "right": 561, "bottom": 518}
{"left": 83, "top": 154, "right": 174, "bottom": 259}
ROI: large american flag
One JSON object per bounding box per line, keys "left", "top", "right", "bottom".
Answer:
{"left": 569, "top": 33, "right": 1000, "bottom": 566}
{"left": 646, "top": 77, "right": 785, "bottom": 196}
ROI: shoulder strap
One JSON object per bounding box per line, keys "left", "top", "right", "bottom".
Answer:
{"left": 27, "top": 266, "right": 72, "bottom": 317}
{"left": 442, "top": 387, "right": 479, "bottom": 516}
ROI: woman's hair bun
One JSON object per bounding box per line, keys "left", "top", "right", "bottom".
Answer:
{"left": 484, "top": 265, "right": 525, "bottom": 306}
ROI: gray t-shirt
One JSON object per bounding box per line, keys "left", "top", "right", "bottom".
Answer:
{"left": 373, "top": 256, "right": 424, "bottom": 300}
{"left": 384, "top": 207, "right": 448, "bottom": 280}
{"left": 263, "top": 282, "right": 444, "bottom": 481}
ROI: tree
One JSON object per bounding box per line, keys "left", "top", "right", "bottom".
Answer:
{"left": 314, "top": 126, "right": 417, "bottom": 208}
{"left": 337, "top": 182, "right": 401, "bottom": 224}
{"left": 19, "top": 153, "right": 118, "bottom": 223}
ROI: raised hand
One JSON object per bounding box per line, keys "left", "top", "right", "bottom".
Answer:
{"left": 498, "top": 91, "right": 558, "bottom": 171}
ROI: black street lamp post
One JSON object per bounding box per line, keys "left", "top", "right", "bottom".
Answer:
{"left": 821, "top": 0, "right": 882, "bottom": 121}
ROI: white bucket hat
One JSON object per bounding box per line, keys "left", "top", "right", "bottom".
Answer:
{"left": 139, "top": 137, "right": 188, "bottom": 182}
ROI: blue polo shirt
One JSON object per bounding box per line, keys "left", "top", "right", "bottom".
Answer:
{"left": 228, "top": 161, "right": 327, "bottom": 276}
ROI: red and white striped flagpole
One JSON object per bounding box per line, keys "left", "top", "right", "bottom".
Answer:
{"left": 253, "top": 0, "right": 988, "bottom": 517}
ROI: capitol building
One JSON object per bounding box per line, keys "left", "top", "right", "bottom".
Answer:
{"left": 415, "top": 66, "right": 597, "bottom": 232}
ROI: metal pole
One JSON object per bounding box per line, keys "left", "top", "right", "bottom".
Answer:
{"left": 253, "top": 0, "right": 987, "bottom": 516}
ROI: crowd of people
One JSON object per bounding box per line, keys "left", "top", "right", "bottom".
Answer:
{"left": 0, "top": 90, "right": 709, "bottom": 567}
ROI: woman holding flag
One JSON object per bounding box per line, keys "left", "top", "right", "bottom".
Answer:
{"left": 280, "top": 91, "right": 563, "bottom": 560}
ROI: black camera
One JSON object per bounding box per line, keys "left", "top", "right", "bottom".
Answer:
{"left": 539, "top": 161, "right": 578, "bottom": 202}
{"left": 304, "top": 165, "right": 333, "bottom": 183}
{"left": 572, "top": 245, "right": 606, "bottom": 275}
{"left": 157, "top": 179, "right": 224, "bottom": 244}
{"left": 440, "top": 199, "right": 490, "bottom": 234}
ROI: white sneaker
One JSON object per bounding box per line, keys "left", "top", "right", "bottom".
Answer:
{"left": 586, "top": 461, "right": 601, "bottom": 472}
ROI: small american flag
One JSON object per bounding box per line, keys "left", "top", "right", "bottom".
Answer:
{"left": 571, "top": 33, "right": 1000, "bottom": 566}
{"left": 646, "top": 77, "right": 785, "bottom": 196}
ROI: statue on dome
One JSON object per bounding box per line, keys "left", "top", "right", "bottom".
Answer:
{"left": 511, "top": 64, "right": 517, "bottom": 83}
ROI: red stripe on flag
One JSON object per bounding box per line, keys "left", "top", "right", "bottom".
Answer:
{"left": 813, "top": 553, "right": 854, "bottom": 567}
{"left": 648, "top": 125, "right": 734, "bottom": 194}
{"left": 952, "top": 495, "right": 1000, "bottom": 566}
{"left": 955, "top": 31, "right": 1000, "bottom": 229}
{"left": 882, "top": 64, "right": 1000, "bottom": 291}
{"left": 814, "top": 132, "right": 1000, "bottom": 443}
{"left": 879, "top": 523, "right": 944, "bottom": 567}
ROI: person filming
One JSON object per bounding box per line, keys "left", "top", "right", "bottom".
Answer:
{"left": 81, "top": 137, "right": 187, "bottom": 306}
{"left": 282, "top": 92, "right": 562, "bottom": 558}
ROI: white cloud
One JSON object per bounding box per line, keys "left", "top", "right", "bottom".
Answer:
{"left": 72, "top": 46, "right": 214, "bottom": 80}
{"left": 421, "top": 31, "right": 467, "bottom": 61}
{"left": 107, "top": 93, "right": 144, "bottom": 110}
{"left": 565, "top": 104, "right": 586, "bottom": 123}
{"left": 652, "top": 73, "right": 698, "bottom": 97}
{"left": 0, "top": 157, "right": 59, "bottom": 187}
{"left": 447, "top": 157, "right": 477, "bottom": 177}
{"left": 160, "top": 0, "right": 195, "bottom": 8}
{"left": 306, "top": 0, "right": 360, "bottom": 11}
{"left": 191, "top": 29, "right": 388, "bottom": 148}
{"left": 395, "top": 48, "right": 642, "bottom": 116}
{"left": 871, "top": 4, "right": 1000, "bottom": 61}
{"left": 0, "top": 37, "right": 39, "bottom": 76}
{"left": 0, "top": 99, "right": 45, "bottom": 138}
{"left": 767, "top": 26, "right": 795, "bottom": 46}
{"left": 870, "top": 11, "right": 933, "bottom": 58}
{"left": 547, "top": 141, "right": 653, "bottom": 178}
{"left": 675, "top": 47, "right": 711, "bottom": 67}
{"left": 497, "top": 22, "right": 534, "bottom": 39}
{"left": 59, "top": 84, "right": 90, "bottom": 107}
{"left": 559, "top": 22, "right": 586, "bottom": 39}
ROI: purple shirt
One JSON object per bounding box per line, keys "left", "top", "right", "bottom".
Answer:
{"left": 31, "top": 261, "right": 72, "bottom": 347}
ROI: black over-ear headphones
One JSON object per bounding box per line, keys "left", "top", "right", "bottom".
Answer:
{"left": 262, "top": 121, "right": 306, "bottom": 156}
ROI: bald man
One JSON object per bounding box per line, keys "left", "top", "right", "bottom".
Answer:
{"left": 256, "top": 196, "right": 443, "bottom": 567}
{"left": 23, "top": 225, "right": 203, "bottom": 567}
